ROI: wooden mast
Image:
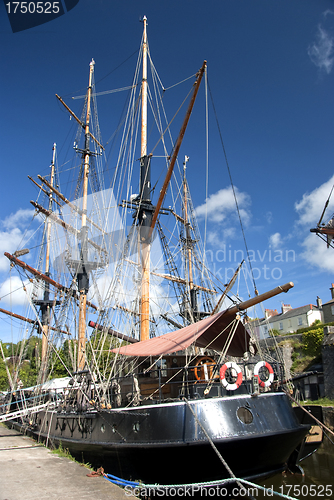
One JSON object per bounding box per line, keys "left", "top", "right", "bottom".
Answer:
{"left": 139, "top": 16, "right": 150, "bottom": 341}
{"left": 77, "top": 59, "right": 95, "bottom": 371}
{"left": 137, "top": 21, "right": 206, "bottom": 339}
{"left": 40, "top": 143, "right": 56, "bottom": 377}
{"left": 183, "top": 157, "right": 193, "bottom": 290}
{"left": 182, "top": 156, "right": 196, "bottom": 319}
{"left": 141, "top": 16, "right": 148, "bottom": 159}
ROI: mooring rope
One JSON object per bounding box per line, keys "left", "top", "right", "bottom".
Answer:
{"left": 284, "top": 390, "right": 334, "bottom": 440}
{"left": 103, "top": 474, "right": 300, "bottom": 500}
{"left": 183, "top": 397, "right": 248, "bottom": 495}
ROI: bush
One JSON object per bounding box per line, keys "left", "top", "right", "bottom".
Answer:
{"left": 302, "top": 327, "right": 324, "bottom": 357}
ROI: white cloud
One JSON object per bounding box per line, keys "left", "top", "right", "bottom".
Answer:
{"left": 295, "top": 176, "right": 334, "bottom": 273}
{"left": 2, "top": 209, "right": 34, "bottom": 230}
{"left": 0, "top": 209, "right": 35, "bottom": 272}
{"left": 300, "top": 233, "right": 334, "bottom": 273}
{"left": 323, "top": 10, "right": 334, "bottom": 19}
{"left": 308, "top": 24, "right": 334, "bottom": 74}
{"left": 295, "top": 174, "right": 334, "bottom": 226}
{"left": 0, "top": 228, "right": 28, "bottom": 272}
{"left": 195, "top": 186, "right": 251, "bottom": 225}
{"left": 265, "top": 211, "right": 273, "bottom": 224}
{"left": 269, "top": 232, "right": 282, "bottom": 249}
{"left": 206, "top": 227, "right": 237, "bottom": 247}
{"left": 0, "top": 276, "right": 33, "bottom": 306}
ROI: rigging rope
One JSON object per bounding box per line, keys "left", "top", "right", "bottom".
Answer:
{"left": 207, "top": 78, "right": 258, "bottom": 296}
{"left": 71, "top": 85, "right": 137, "bottom": 100}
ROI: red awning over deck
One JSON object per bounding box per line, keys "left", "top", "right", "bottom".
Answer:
{"left": 111, "top": 310, "right": 251, "bottom": 357}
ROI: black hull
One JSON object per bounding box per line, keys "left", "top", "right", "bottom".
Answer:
{"left": 12, "top": 392, "right": 309, "bottom": 485}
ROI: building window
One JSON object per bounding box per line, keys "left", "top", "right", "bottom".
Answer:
{"left": 331, "top": 305, "right": 334, "bottom": 316}
{"left": 298, "top": 317, "right": 303, "bottom": 326}
{"left": 279, "top": 322, "right": 283, "bottom": 330}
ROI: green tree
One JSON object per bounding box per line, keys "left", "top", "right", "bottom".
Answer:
{"left": 0, "top": 357, "right": 9, "bottom": 391}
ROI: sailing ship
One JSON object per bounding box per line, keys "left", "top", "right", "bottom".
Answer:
{"left": 310, "top": 183, "right": 334, "bottom": 248}
{"left": 1, "top": 17, "right": 318, "bottom": 488}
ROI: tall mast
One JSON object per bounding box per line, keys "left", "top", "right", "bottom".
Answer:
{"left": 141, "top": 16, "right": 148, "bottom": 158}
{"left": 137, "top": 21, "right": 206, "bottom": 339}
{"left": 182, "top": 156, "right": 196, "bottom": 319}
{"left": 32, "top": 143, "right": 57, "bottom": 382}
{"left": 139, "top": 16, "right": 151, "bottom": 341}
{"left": 77, "top": 59, "right": 95, "bottom": 370}
{"left": 45, "top": 144, "right": 56, "bottom": 276}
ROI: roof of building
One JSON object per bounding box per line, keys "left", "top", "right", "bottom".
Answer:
{"left": 255, "top": 304, "right": 321, "bottom": 327}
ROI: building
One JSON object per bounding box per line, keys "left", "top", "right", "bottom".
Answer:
{"left": 321, "top": 284, "right": 334, "bottom": 324}
{"left": 249, "top": 302, "right": 323, "bottom": 339}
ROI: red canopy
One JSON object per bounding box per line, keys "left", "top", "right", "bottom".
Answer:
{"left": 111, "top": 310, "right": 251, "bottom": 357}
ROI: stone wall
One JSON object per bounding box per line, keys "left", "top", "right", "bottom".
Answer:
{"left": 259, "top": 334, "right": 303, "bottom": 349}
{"left": 259, "top": 334, "right": 303, "bottom": 380}
{"left": 322, "top": 326, "right": 334, "bottom": 399}
{"left": 323, "top": 406, "right": 334, "bottom": 431}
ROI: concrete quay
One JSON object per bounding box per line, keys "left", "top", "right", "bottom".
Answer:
{"left": 0, "top": 424, "right": 133, "bottom": 500}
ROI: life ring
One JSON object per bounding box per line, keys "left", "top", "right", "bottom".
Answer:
{"left": 194, "top": 357, "right": 217, "bottom": 382}
{"left": 254, "top": 361, "right": 274, "bottom": 388}
{"left": 219, "top": 362, "right": 243, "bottom": 391}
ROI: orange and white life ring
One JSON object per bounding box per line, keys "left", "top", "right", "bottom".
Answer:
{"left": 219, "top": 362, "right": 243, "bottom": 391}
{"left": 254, "top": 361, "right": 274, "bottom": 388}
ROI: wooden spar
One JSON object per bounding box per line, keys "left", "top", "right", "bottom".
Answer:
{"left": 139, "top": 16, "right": 150, "bottom": 341}
{"left": 310, "top": 224, "right": 334, "bottom": 249}
{"left": 55, "top": 94, "right": 104, "bottom": 151}
{"left": 171, "top": 210, "right": 193, "bottom": 229}
{"left": 37, "top": 175, "right": 106, "bottom": 235}
{"left": 31, "top": 200, "right": 76, "bottom": 232}
{"left": 310, "top": 226, "right": 334, "bottom": 236}
{"left": 211, "top": 261, "right": 244, "bottom": 316}
{"left": 317, "top": 184, "right": 334, "bottom": 227}
{"left": 5, "top": 251, "right": 70, "bottom": 292}
{"left": 28, "top": 176, "right": 62, "bottom": 207}
{"left": 149, "top": 60, "right": 207, "bottom": 238}
{"left": 224, "top": 282, "right": 294, "bottom": 316}
{"left": 30, "top": 200, "right": 107, "bottom": 255}
{"left": 0, "top": 306, "right": 70, "bottom": 336}
{"left": 151, "top": 272, "right": 217, "bottom": 293}
{"left": 4, "top": 252, "right": 98, "bottom": 311}
{"left": 88, "top": 321, "right": 139, "bottom": 344}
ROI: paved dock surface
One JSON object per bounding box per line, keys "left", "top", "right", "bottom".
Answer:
{"left": 0, "top": 424, "right": 134, "bottom": 500}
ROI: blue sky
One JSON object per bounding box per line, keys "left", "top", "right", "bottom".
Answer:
{"left": 0, "top": 1, "right": 334, "bottom": 343}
